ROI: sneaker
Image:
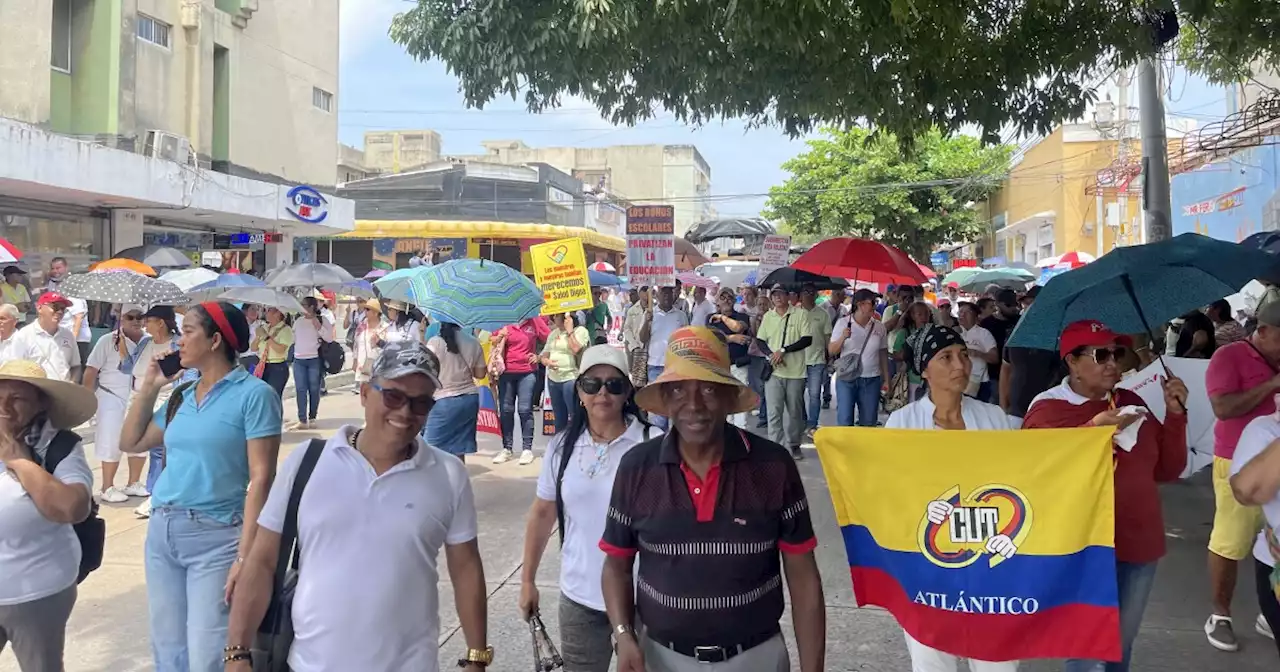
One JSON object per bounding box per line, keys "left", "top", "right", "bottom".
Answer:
{"left": 100, "top": 487, "right": 128, "bottom": 504}
{"left": 518, "top": 449, "right": 535, "bottom": 466}
{"left": 805, "top": 427, "right": 817, "bottom": 440}
{"left": 286, "top": 420, "right": 307, "bottom": 432}
{"left": 821, "top": 401, "right": 830, "bottom": 410}
{"left": 791, "top": 446, "right": 805, "bottom": 461}
{"left": 134, "top": 497, "right": 152, "bottom": 519}
{"left": 1258, "top": 614, "right": 1274, "bottom": 640}
{"left": 492, "top": 449, "right": 514, "bottom": 465}
{"left": 122, "top": 482, "right": 150, "bottom": 498}
{"left": 1205, "top": 614, "right": 1239, "bottom": 651}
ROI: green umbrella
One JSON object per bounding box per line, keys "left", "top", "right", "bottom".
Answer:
{"left": 959, "top": 267, "right": 1036, "bottom": 292}
{"left": 942, "top": 267, "right": 982, "bottom": 287}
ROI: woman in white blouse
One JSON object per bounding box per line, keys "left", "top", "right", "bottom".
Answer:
{"left": 884, "top": 324, "right": 1018, "bottom": 672}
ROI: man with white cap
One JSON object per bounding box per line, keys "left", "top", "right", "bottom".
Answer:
{"left": 9, "top": 292, "right": 80, "bottom": 381}
{"left": 82, "top": 304, "right": 149, "bottom": 503}
{"left": 225, "top": 340, "right": 493, "bottom": 672}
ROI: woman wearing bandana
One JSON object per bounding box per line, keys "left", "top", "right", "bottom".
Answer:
{"left": 885, "top": 325, "right": 1019, "bottom": 672}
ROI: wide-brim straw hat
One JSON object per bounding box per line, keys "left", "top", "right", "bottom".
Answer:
{"left": 634, "top": 326, "right": 759, "bottom": 416}
{"left": 0, "top": 360, "right": 98, "bottom": 428}
{"left": 384, "top": 299, "right": 410, "bottom": 314}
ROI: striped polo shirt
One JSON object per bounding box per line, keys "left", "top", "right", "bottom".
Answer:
{"left": 599, "top": 424, "right": 817, "bottom": 645}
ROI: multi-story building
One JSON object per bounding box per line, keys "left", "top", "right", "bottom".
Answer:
{"left": 449, "top": 140, "right": 713, "bottom": 235}
{"left": 0, "top": 0, "right": 352, "bottom": 279}
{"left": 362, "top": 130, "right": 443, "bottom": 174}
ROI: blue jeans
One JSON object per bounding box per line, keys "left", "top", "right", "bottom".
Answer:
{"left": 498, "top": 371, "right": 537, "bottom": 451}
{"left": 292, "top": 357, "right": 322, "bottom": 423}
{"left": 548, "top": 379, "right": 577, "bottom": 433}
{"left": 647, "top": 365, "right": 668, "bottom": 430}
{"left": 146, "top": 507, "right": 242, "bottom": 672}
{"left": 262, "top": 362, "right": 290, "bottom": 398}
{"left": 837, "top": 375, "right": 882, "bottom": 427}
{"left": 1064, "top": 561, "right": 1158, "bottom": 672}
{"left": 805, "top": 363, "right": 826, "bottom": 430}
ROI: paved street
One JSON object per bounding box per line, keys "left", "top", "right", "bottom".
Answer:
{"left": 4, "top": 384, "right": 1277, "bottom": 671}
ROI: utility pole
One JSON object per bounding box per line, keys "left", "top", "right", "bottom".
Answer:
{"left": 1138, "top": 57, "right": 1173, "bottom": 243}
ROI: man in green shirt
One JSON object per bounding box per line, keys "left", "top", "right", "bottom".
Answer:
{"left": 798, "top": 283, "right": 833, "bottom": 436}
{"left": 755, "top": 284, "right": 813, "bottom": 460}
{"left": 586, "top": 287, "right": 611, "bottom": 344}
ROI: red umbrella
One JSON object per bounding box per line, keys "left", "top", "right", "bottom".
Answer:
{"left": 676, "top": 271, "right": 718, "bottom": 289}
{"left": 915, "top": 263, "right": 937, "bottom": 280}
{"left": 792, "top": 238, "right": 929, "bottom": 285}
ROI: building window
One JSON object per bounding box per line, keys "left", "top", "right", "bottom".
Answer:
{"left": 137, "top": 14, "right": 172, "bottom": 48}
{"left": 312, "top": 87, "right": 333, "bottom": 113}
{"left": 51, "top": 0, "right": 71, "bottom": 72}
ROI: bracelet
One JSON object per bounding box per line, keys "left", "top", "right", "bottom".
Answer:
{"left": 222, "top": 652, "right": 251, "bottom": 663}
{"left": 223, "top": 646, "right": 249, "bottom": 654}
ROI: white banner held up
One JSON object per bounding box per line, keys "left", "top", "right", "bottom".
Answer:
{"left": 625, "top": 205, "right": 676, "bottom": 288}
{"left": 1118, "top": 356, "right": 1215, "bottom": 478}
{"left": 756, "top": 234, "right": 792, "bottom": 281}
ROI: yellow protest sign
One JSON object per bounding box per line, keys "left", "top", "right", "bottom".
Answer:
{"left": 531, "top": 238, "right": 593, "bottom": 315}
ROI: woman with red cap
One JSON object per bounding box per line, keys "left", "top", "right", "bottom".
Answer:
{"left": 1022, "top": 320, "right": 1189, "bottom": 672}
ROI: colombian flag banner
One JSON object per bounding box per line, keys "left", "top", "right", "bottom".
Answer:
{"left": 815, "top": 426, "right": 1121, "bottom": 662}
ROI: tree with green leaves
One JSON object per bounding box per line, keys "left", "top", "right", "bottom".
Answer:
{"left": 389, "top": 0, "right": 1273, "bottom": 142}
{"left": 1176, "top": 2, "right": 1280, "bottom": 85}
{"left": 763, "top": 128, "right": 1011, "bottom": 261}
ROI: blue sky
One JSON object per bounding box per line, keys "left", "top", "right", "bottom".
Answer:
{"left": 338, "top": 1, "right": 1230, "bottom": 217}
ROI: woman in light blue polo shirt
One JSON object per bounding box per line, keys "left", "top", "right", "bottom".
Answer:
{"left": 119, "top": 302, "right": 283, "bottom": 672}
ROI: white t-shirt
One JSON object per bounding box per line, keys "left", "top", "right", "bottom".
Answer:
{"left": 0, "top": 422, "right": 94, "bottom": 605}
{"left": 960, "top": 324, "right": 998, "bottom": 383}
{"left": 257, "top": 426, "right": 477, "bottom": 672}
{"left": 690, "top": 300, "right": 716, "bottom": 328}
{"left": 646, "top": 307, "right": 690, "bottom": 366}
{"left": 535, "top": 418, "right": 656, "bottom": 611}
{"left": 292, "top": 313, "right": 335, "bottom": 360}
{"left": 0, "top": 332, "right": 19, "bottom": 364}
{"left": 426, "top": 334, "right": 484, "bottom": 399}
{"left": 384, "top": 320, "right": 421, "bottom": 345}
{"left": 831, "top": 315, "right": 888, "bottom": 379}
{"left": 1230, "top": 415, "right": 1280, "bottom": 565}
{"left": 86, "top": 332, "right": 138, "bottom": 399}
{"left": 58, "top": 298, "right": 91, "bottom": 343}
{"left": 886, "top": 394, "right": 1014, "bottom": 430}
{"left": 10, "top": 322, "right": 81, "bottom": 381}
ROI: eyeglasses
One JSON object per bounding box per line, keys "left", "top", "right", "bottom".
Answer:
{"left": 369, "top": 381, "right": 434, "bottom": 415}
{"left": 578, "top": 376, "right": 630, "bottom": 396}
{"left": 1084, "top": 346, "right": 1127, "bottom": 365}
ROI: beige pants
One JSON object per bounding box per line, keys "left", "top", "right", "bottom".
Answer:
{"left": 904, "top": 631, "right": 1018, "bottom": 672}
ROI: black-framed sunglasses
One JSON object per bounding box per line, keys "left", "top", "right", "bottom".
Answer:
{"left": 370, "top": 381, "right": 434, "bottom": 415}
{"left": 578, "top": 376, "right": 630, "bottom": 396}
{"left": 1084, "top": 346, "right": 1128, "bottom": 364}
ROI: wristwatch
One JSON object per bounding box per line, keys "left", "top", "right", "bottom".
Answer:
{"left": 610, "top": 623, "right": 636, "bottom": 651}
{"left": 456, "top": 646, "right": 494, "bottom": 668}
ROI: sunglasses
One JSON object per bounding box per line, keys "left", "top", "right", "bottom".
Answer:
{"left": 578, "top": 376, "right": 630, "bottom": 396}
{"left": 122, "top": 314, "right": 142, "bottom": 322}
{"left": 1083, "top": 346, "right": 1127, "bottom": 364}
{"left": 370, "top": 381, "right": 434, "bottom": 415}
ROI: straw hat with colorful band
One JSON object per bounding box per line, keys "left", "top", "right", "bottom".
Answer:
{"left": 0, "top": 360, "right": 97, "bottom": 428}
{"left": 634, "top": 326, "right": 759, "bottom": 416}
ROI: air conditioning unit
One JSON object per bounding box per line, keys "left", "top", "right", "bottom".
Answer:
{"left": 143, "top": 130, "right": 192, "bottom": 165}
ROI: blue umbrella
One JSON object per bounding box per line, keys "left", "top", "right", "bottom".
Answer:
{"left": 414, "top": 259, "right": 544, "bottom": 330}
{"left": 1007, "top": 233, "right": 1277, "bottom": 351}
{"left": 372, "top": 267, "right": 429, "bottom": 304}
{"left": 184, "top": 273, "right": 266, "bottom": 301}
{"left": 588, "top": 269, "right": 624, "bottom": 287}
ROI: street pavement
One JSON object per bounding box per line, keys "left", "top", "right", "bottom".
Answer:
{"left": 4, "top": 385, "right": 1278, "bottom": 671}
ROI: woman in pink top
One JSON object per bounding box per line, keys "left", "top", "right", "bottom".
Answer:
{"left": 492, "top": 317, "right": 550, "bottom": 465}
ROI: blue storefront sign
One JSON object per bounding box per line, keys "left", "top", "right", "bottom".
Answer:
{"left": 284, "top": 185, "right": 329, "bottom": 223}
{"left": 929, "top": 251, "right": 949, "bottom": 266}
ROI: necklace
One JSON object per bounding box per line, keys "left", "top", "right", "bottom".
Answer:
{"left": 350, "top": 429, "right": 415, "bottom": 463}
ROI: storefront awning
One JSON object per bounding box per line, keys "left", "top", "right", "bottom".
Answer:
{"left": 336, "top": 220, "right": 626, "bottom": 253}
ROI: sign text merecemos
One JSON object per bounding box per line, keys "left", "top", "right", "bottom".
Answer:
{"left": 530, "top": 238, "right": 593, "bottom": 315}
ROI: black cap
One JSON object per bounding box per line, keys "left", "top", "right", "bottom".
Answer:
{"left": 3, "top": 266, "right": 26, "bottom": 276}
{"left": 996, "top": 288, "right": 1018, "bottom": 306}
{"left": 143, "top": 305, "right": 175, "bottom": 320}
{"left": 850, "top": 288, "right": 880, "bottom": 303}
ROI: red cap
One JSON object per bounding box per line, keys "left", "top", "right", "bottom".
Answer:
{"left": 946, "top": 281, "right": 959, "bottom": 289}
{"left": 36, "top": 292, "right": 72, "bottom": 309}
{"left": 1058, "top": 320, "right": 1133, "bottom": 359}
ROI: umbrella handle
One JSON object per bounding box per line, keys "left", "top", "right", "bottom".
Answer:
{"left": 1120, "top": 273, "right": 1178, "bottom": 398}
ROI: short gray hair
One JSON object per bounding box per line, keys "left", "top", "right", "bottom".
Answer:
{"left": 0, "top": 304, "right": 19, "bottom": 320}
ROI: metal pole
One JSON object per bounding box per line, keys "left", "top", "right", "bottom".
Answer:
{"left": 1138, "top": 57, "right": 1172, "bottom": 243}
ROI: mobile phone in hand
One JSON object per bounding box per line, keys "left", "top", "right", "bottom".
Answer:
{"left": 158, "top": 351, "right": 184, "bottom": 378}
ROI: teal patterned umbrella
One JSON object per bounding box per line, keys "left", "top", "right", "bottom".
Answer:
{"left": 413, "top": 259, "right": 544, "bottom": 330}
{"left": 372, "top": 267, "right": 429, "bottom": 305}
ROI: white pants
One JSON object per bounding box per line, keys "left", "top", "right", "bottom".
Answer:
{"left": 905, "top": 632, "right": 1018, "bottom": 672}
{"left": 729, "top": 364, "right": 750, "bottom": 429}
{"left": 93, "top": 390, "right": 128, "bottom": 463}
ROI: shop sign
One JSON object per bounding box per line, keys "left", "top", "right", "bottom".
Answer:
{"left": 1183, "top": 187, "right": 1246, "bottom": 216}
{"left": 230, "top": 232, "right": 284, "bottom": 245}
{"left": 547, "top": 186, "right": 575, "bottom": 208}
{"left": 756, "top": 234, "right": 792, "bottom": 279}
{"left": 473, "top": 238, "right": 522, "bottom": 246}
{"left": 284, "top": 185, "right": 329, "bottom": 223}
{"left": 625, "top": 205, "right": 675, "bottom": 287}
{"left": 929, "top": 251, "right": 949, "bottom": 266}
{"left": 530, "top": 237, "right": 593, "bottom": 315}
{"left": 953, "top": 258, "right": 978, "bottom": 268}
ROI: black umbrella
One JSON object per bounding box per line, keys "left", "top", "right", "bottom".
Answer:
{"left": 683, "top": 217, "right": 776, "bottom": 244}
{"left": 112, "top": 245, "right": 194, "bottom": 269}
{"left": 1241, "top": 231, "right": 1280, "bottom": 254}
{"left": 758, "top": 267, "right": 850, "bottom": 291}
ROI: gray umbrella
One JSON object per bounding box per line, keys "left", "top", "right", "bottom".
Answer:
{"left": 683, "top": 217, "right": 776, "bottom": 244}
{"left": 112, "top": 245, "right": 194, "bottom": 269}
{"left": 218, "top": 287, "right": 305, "bottom": 313}
{"left": 266, "top": 263, "right": 355, "bottom": 289}
{"left": 59, "top": 271, "right": 190, "bottom": 307}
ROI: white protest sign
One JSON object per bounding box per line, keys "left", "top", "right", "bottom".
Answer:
{"left": 756, "top": 234, "right": 792, "bottom": 282}
{"left": 1118, "top": 356, "right": 1215, "bottom": 478}
{"left": 625, "top": 205, "right": 676, "bottom": 288}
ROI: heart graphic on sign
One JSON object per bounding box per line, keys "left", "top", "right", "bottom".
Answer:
{"left": 547, "top": 245, "right": 569, "bottom": 264}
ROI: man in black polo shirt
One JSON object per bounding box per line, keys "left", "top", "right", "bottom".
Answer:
{"left": 599, "top": 326, "right": 826, "bottom": 672}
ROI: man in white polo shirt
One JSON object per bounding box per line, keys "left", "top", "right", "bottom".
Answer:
{"left": 639, "top": 286, "right": 690, "bottom": 431}
{"left": 9, "top": 292, "right": 80, "bottom": 381}
{"left": 225, "top": 340, "right": 493, "bottom": 672}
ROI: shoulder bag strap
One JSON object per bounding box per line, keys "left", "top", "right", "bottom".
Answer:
{"left": 262, "top": 438, "right": 326, "bottom": 626}
{"left": 40, "top": 429, "right": 83, "bottom": 474}
{"left": 554, "top": 434, "right": 575, "bottom": 546}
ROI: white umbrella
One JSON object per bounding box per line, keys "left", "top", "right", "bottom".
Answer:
{"left": 219, "top": 287, "right": 304, "bottom": 313}
{"left": 266, "top": 263, "right": 355, "bottom": 289}
{"left": 159, "top": 267, "right": 219, "bottom": 292}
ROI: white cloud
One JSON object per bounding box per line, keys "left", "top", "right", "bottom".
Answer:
{"left": 339, "top": 0, "right": 404, "bottom": 63}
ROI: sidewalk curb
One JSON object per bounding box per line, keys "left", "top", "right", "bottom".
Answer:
{"left": 75, "top": 370, "right": 357, "bottom": 445}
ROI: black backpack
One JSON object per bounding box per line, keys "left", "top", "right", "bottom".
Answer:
{"left": 39, "top": 430, "right": 105, "bottom": 584}
{"left": 320, "top": 339, "right": 345, "bottom": 375}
